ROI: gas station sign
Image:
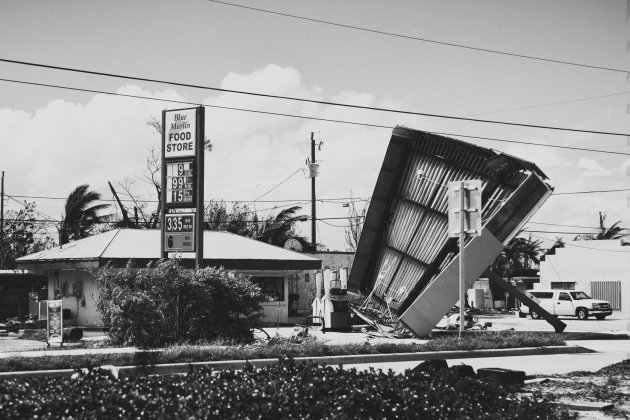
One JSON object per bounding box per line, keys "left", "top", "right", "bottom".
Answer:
{"left": 164, "top": 213, "right": 195, "bottom": 252}
{"left": 165, "top": 160, "right": 195, "bottom": 207}
{"left": 161, "top": 106, "right": 204, "bottom": 265}
{"left": 164, "top": 108, "right": 197, "bottom": 158}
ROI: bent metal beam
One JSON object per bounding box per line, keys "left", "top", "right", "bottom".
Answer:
{"left": 348, "top": 126, "right": 553, "bottom": 337}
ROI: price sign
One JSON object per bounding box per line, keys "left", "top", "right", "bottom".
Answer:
{"left": 161, "top": 106, "right": 204, "bottom": 264}
{"left": 164, "top": 213, "right": 195, "bottom": 252}
{"left": 166, "top": 161, "right": 195, "bottom": 207}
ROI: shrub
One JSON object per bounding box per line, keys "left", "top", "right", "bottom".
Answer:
{"left": 95, "top": 259, "right": 266, "bottom": 347}
{"left": 0, "top": 358, "right": 576, "bottom": 419}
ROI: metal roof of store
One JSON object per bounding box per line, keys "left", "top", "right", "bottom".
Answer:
{"left": 348, "top": 126, "right": 552, "bottom": 336}
{"left": 16, "top": 229, "right": 321, "bottom": 271}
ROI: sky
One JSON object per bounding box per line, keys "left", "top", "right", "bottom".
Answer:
{"left": 0, "top": 0, "right": 629, "bottom": 251}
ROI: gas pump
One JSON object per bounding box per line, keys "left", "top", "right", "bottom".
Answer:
{"left": 320, "top": 268, "right": 351, "bottom": 331}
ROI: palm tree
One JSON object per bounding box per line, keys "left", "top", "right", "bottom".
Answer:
{"left": 204, "top": 202, "right": 311, "bottom": 249}
{"left": 253, "top": 206, "right": 310, "bottom": 249}
{"left": 489, "top": 232, "right": 543, "bottom": 306}
{"left": 59, "top": 185, "right": 110, "bottom": 245}
{"left": 575, "top": 212, "right": 627, "bottom": 241}
{"left": 540, "top": 237, "right": 565, "bottom": 261}
{"left": 491, "top": 233, "right": 544, "bottom": 278}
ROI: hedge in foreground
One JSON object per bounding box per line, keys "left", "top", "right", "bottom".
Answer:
{"left": 96, "top": 259, "right": 267, "bottom": 347}
{"left": 0, "top": 358, "right": 575, "bottom": 419}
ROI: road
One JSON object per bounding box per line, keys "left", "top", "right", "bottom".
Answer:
{"left": 343, "top": 339, "right": 630, "bottom": 375}
{"left": 478, "top": 312, "right": 630, "bottom": 335}
{"left": 344, "top": 313, "right": 630, "bottom": 375}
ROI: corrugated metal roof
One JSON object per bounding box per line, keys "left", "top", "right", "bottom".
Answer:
{"left": 18, "top": 229, "right": 121, "bottom": 262}
{"left": 16, "top": 229, "right": 321, "bottom": 270}
{"left": 348, "top": 126, "right": 552, "bottom": 336}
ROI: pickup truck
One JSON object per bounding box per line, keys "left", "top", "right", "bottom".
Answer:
{"left": 520, "top": 289, "right": 612, "bottom": 320}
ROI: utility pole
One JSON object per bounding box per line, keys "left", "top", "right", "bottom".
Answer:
{"left": 310, "top": 132, "right": 317, "bottom": 253}
{"left": 0, "top": 171, "right": 4, "bottom": 269}
{"left": 0, "top": 171, "right": 4, "bottom": 249}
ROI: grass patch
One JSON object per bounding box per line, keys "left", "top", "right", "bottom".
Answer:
{"left": 0, "top": 331, "right": 565, "bottom": 373}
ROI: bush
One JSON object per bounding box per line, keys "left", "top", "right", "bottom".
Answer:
{"left": 0, "top": 358, "right": 576, "bottom": 419}
{"left": 95, "top": 259, "right": 266, "bottom": 347}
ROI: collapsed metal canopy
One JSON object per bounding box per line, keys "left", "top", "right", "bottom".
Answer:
{"left": 348, "top": 127, "right": 552, "bottom": 337}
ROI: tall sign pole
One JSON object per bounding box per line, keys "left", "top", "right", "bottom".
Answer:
{"left": 195, "top": 107, "right": 204, "bottom": 268}
{"left": 310, "top": 132, "right": 317, "bottom": 253}
{"left": 448, "top": 180, "right": 481, "bottom": 339}
{"left": 161, "top": 106, "right": 205, "bottom": 268}
{"left": 458, "top": 181, "right": 466, "bottom": 339}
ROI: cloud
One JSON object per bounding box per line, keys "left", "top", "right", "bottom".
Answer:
{"left": 1, "top": 64, "right": 627, "bottom": 251}
{"left": 577, "top": 157, "right": 613, "bottom": 177}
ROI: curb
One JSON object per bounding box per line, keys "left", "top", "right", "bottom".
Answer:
{"left": 0, "top": 345, "right": 592, "bottom": 379}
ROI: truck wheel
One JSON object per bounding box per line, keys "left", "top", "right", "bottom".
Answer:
{"left": 595, "top": 314, "right": 606, "bottom": 320}
{"left": 576, "top": 308, "right": 589, "bottom": 320}
{"left": 530, "top": 310, "right": 541, "bottom": 320}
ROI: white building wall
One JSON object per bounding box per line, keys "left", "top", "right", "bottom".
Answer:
{"left": 48, "top": 270, "right": 103, "bottom": 327}
{"left": 539, "top": 240, "right": 630, "bottom": 317}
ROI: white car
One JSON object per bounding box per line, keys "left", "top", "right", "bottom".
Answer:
{"left": 520, "top": 289, "right": 612, "bottom": 320}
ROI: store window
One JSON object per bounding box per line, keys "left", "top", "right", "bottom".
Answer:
{"left": 251, "top": 276, "right": 285, "bottom": 301}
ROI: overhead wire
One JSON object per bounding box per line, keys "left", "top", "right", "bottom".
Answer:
{"left": 206, "top": 0, "right": 629, "bottom": 75}
{"left": 7, "top": 193, "right": 370, "bottom": 204}
{"left": 1, "top": 59, "right": 628, "bottom": 137}
{"left": 6, "top": 195, "right": 59, "bottom": 223}
{"left": 526, "top": 221, "right": 602, "bottom": 229}
{"left": 9, "top": 183, "right": 630, "bottom": 204}
{"left": 248, "top": 168, "right": 303, "bottom": 204}
{"left": 552, "top": 188, "right": 630, "bottom": 196}
{"left": 3, "top": 215, "right": 361, "bottom": 225}
{"left": 2, "top": 78, "right": 630, "bottom": 157}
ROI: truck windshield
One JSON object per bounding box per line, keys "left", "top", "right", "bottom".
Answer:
{"left": 570, "top": 291, "right": 590, "bottom": 300}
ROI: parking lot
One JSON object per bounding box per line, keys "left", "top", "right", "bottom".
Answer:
{"left": 477, "top": 312, "right": 630, "bottom": 335}
{"left": 0, "top": 312, "right": 628, "bottom": 356}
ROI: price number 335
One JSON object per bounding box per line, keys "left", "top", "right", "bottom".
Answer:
{"left": 166, "top": 217, "right": 185, "bottom": 232}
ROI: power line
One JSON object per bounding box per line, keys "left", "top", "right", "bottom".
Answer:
{"left": 552, "top": 188, "right": 630, "bottom": 196}
{"left": 207, "top": 0, "right": 630, "bottom": 75}
{"left": 6, "top": 195, "right": 58, "bottom": 223}
{"left": 10, "top": 184, "right": 630, "bottom": 204}
{"left": 318, "top": 219, "right": 350, "bottom": 228}
{"left": 3, "top": 215, "right": 355, "bottom": 225}
{"left": 1, "top": 59, "right": 628, "bottom": 137}
{"left": 523, "top": 230, "right": 600, "bottom": 235}
{"left": 7, "top": 193, "right": 369, "bottom": 204}
{"left": 249, "top": 168, "right": 303, "bottom": 204}
{"left": 527, "top": 221, "right": 600, "bottom": 229}
{"left": 433, "top": 132, "right": 630, "bottom": 157}
{"left": 2, "top": 77, "right": 630, "bottom": 158}
{"left": 465, "top": 91, "right": 630, "bottom": 118}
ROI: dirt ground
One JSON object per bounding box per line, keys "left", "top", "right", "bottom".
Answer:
{"left": 524, "top": 362, "right": 630, "bottom": 420}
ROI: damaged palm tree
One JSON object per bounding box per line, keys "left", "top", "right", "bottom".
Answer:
{"left": 348, "top": 127, "right": 560, "bottom": 337}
